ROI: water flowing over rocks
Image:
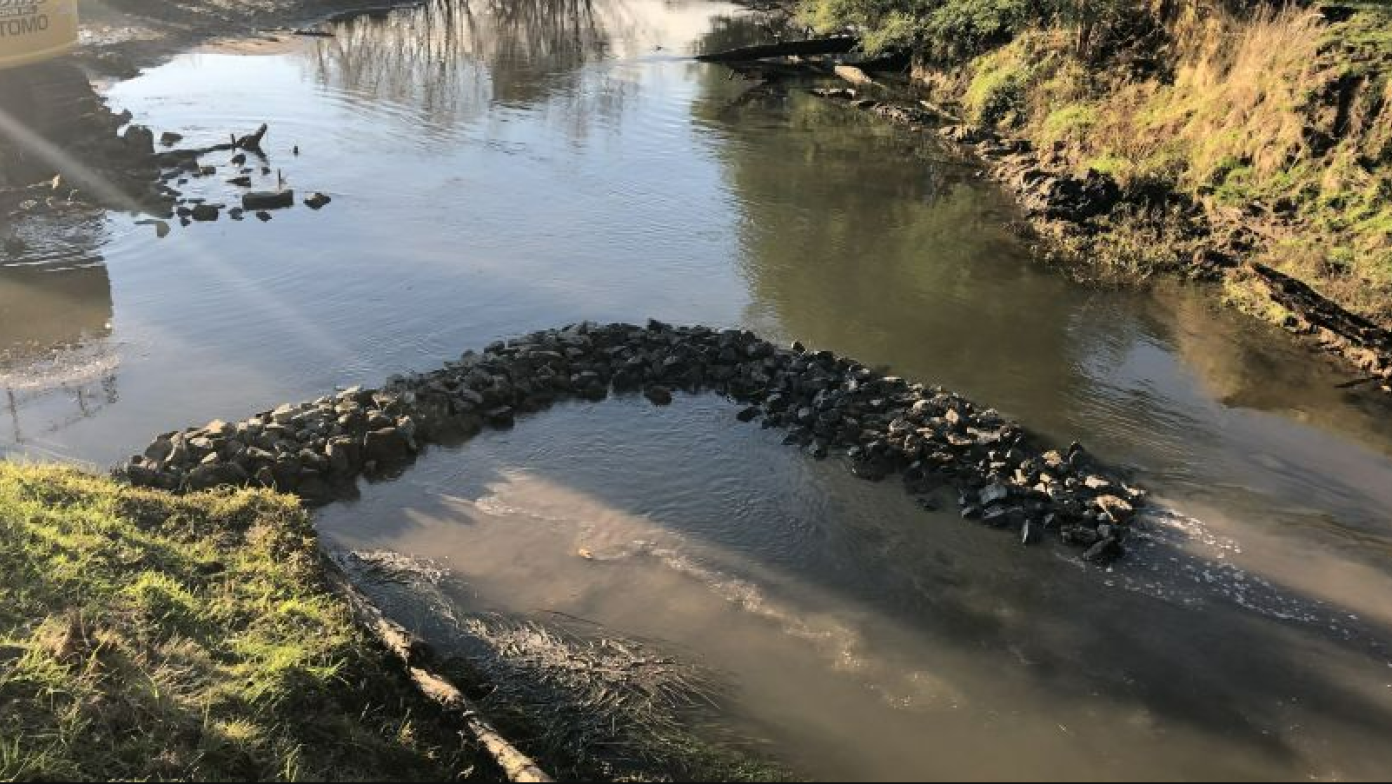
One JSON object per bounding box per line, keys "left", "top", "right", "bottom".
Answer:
{"left": 118, "top": 322, "right": 1145, "bottom": 562}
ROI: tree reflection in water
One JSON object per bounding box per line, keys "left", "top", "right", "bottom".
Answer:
{"left": 307, "top": 0, "right": 626, "bottom": 128}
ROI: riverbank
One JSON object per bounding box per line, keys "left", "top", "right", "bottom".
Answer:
{"left": 798, "top": 0, "right": 1392, "bottom": 392}
{"left": 0, "top": 463, "right": 479, "bottom": 781}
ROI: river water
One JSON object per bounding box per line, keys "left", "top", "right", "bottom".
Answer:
{"left": 4, "top": 0, "right": 1392, "bottom": 779}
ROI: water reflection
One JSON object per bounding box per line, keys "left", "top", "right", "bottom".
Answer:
{"left": 321, "top": 397, "right": 1392, "bottom": 781}
{"left": 695, "top": 46, "right": 1392, "bottom": 640}
{"left": 307, "top": 0, "right": 725, "bottom": 138}
{"left": 699, "top": 86, "right": 1092, "bottom": 425}
{"left": 0, "top": 217, "right": 117, "bottom": 449}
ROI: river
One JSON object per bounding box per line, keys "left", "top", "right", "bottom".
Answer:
{"left": 3, "top": 0, "right": 1392, "bottom": 779}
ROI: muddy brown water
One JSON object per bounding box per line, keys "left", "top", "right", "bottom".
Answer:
{"left": 4, "top": 0, "right": 1392, "bottom": 779}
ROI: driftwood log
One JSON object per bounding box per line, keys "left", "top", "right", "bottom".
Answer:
{"left": 696, "top": 36, "right": 857, "bottom": 63}
{"left": 322, "top": 558, "right": 554, "bottom": 784}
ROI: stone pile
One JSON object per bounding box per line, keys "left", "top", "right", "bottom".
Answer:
{"left": 120, "top": 322, "right": 1145, "bottom": 563}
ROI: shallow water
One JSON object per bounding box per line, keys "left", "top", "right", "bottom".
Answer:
{"left": 5, "top": 0, "right": 1392, "bottom": 778}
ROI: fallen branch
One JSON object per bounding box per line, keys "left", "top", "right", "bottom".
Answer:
{"left": 235, "top": 123, "right": 269, "bottom": 152}
{"left": 833, "top": 64, "right": 874, "bottom": 87}
{"left": 918, "top": 98, "right": 963, "bottom": 124}
{"left": 322, "top": 558, "right": 554, "bottom": 784}
{"left": 696, "top": 36, "right": 857, "bottom": 63}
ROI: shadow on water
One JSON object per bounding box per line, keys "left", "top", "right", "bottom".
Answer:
{"left": 321, "top": 393, "right": 1392, "bottom": 781}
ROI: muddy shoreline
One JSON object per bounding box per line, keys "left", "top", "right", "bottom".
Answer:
{"left": 119, "top": 322, "right": 1147, "bottom": 565}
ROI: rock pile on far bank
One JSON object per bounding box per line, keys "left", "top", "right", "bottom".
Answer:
{"left": 119, "top": 322, "right": 1145, "bottom": 563}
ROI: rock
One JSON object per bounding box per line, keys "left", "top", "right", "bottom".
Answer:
{"left": 186, "top": 462, "right": 249, "bottom": 491}
{"left": 485, "top": 407, "right": 515, "bottom": 427}
{"left": 191, "top": 204, "right": 220, "bottom": 222}
{"left": 122, "top": 125, "right": 155, "bottom": 155}
{"left": 242, "top": 190, "right": 295, "bottom": 211}
{"left": 1083, "top": 537, "right": 1123, "bottom": 564}
{"left": 159, "top": 131, "right": 184, "bottom": 147}
{"left": 304, "top": 192, "right": 332, "bottom": 210}
{"left": 1093, "top": 495, "right": 1135, "bottom": 523}
{"left": 227, "top": 176, "right": 252, "bottom": 187}
{"left": 1063, "top": 525, "right": 1102, "bottom": 547}
{"left": 979, "top": 483, "right": 1010, "bottom": 506}
{"left": 123, "top": 460, "right": 162, "bottom": 488}
{"left": 981, "top": 505, "right": 1011, "bottom": 527}
{"left": 204, "top": 420, "right": 232, "bottom": 438}
{"left": 253, "top": 466, "right": 276, "bottom": 488}
{"left": 144, "top": 437, "right": 174, "bottom": 463}
{"left": 1020, "top": 519, "right": 1040, "bottom": 545}
{"left": 256, "top": 211, "right": 273, "bottom": 222}
{"left": 363, "top": 427, "right": 411, "bottom": 466}
{"left": 644, "top": 386, "right": 673, "bottom": 406}
{"left": 851, "top": 459, "right": 890, "bottom": 481}
{"left": 326, "top": 437, "right": 360, "bottom": 475}
{"left": 231, "top": 153, "right": 247, "bottom": 166}
{"left": 736, "top": 405, "right": 762, "bottom": 423}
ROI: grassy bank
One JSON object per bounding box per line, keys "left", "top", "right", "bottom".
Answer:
{"left": 0, "top": 463, "right": 474, "bottom": 781}
{"left": 806, "top": 0, "right": 1392, "bottom": 334}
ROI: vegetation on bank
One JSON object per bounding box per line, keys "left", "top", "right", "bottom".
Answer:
{"left": 0, "top": 464, "right": 474, "bottom": 781}
{"left": 805, "top": 0, "right": 1392, "bottom": 330}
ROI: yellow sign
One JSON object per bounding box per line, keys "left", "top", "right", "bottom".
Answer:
{"left": 0, "top": 0, "right": 78, "bottom": 71}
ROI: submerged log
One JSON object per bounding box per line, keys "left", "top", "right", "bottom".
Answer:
{"left": 323, "top": 559, "right": 554, "bottom": 783}
{"left": 696, "top": 36, "right": 857, "bottom": 63}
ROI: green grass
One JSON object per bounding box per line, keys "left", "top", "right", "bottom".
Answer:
{"left": 0, "top": 463, "right": 475, "bottom": 782}
{"left": 1041, "top": 103, "right": 1098, "bottom": 146}
{"left": 1338, "top": 2, "right": 1392, "bottom": 58}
